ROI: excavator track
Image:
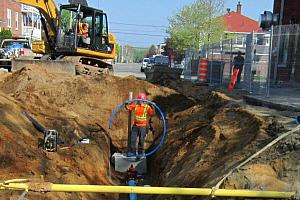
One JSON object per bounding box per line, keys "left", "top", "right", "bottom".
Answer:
{"left": 62, "top": 56, "right": 114, "bottom": 76}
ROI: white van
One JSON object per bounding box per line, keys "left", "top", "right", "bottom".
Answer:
{"left": 141, "top": 58, "right": 150, "bottom": 72}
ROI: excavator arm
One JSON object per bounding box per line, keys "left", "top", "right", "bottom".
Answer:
{"left": 16, "top": 0, "right": 60, "bottom": 50}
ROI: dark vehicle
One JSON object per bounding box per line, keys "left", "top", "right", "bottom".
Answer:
{"left": 153, "top": 55, "right": 169, "bottom": 67}
{"left": 144, "top": 55, "right": 182, "bottom": 83}
{"left": 146, "top": 57, "right": 154, "bottom": 68}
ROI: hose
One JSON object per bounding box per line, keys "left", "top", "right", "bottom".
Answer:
{"left": 214, "top": 125, "right": 300, "bottom": 189}
{"left": 22, "top": 112, "right": 46, "bottom": 133}
{"left": 109, "top": 99, "right": 167, "bottom": 157}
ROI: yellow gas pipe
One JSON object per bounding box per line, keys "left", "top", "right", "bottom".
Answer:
{"left": 0, "top": 179, "right": 295, "bottom": 199}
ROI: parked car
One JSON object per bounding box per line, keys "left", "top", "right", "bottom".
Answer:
{"left": 153, "top": 55, "right": 169, "bottom": 67}
{"left": 1, "top": 38, "right": 33, "bottom": 59}
{"left": 0, "top": 38, "right": 34, "bottom": 71}
{"left": 146, "top": 57, "right": 154, "bottom": 68}
{"left": 140, "top": 58, "right": 150, "bottom": 72}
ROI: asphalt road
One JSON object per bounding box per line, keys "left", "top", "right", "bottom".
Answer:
{"left": 113, "top": 63, "right": 146, "bottom": 79}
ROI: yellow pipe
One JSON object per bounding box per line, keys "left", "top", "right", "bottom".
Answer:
{"left": 50, "top": 185, "right": 294, "bottom": 198}
{"left": 214, "top": 189, "right": 294, "bottom": 198}
{"left": 51, "top": 185, "right": 212, "bottom": 195}
{"left": 0, "top": 181, "right": 295, "bottom": 199}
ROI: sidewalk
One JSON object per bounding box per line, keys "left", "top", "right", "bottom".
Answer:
{"left": 244, "top": 88, "right": 300, "bottom": 112}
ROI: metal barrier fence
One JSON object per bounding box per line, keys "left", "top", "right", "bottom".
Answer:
{"left": 184, "top": 24, "right": 300, "bottom": 96}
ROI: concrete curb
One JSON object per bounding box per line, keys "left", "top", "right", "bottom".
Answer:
{"left": 244, "top": 95, "right": 300, "bottom": 112}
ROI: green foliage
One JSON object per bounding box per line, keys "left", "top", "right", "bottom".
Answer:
{"left": 145, "top": 45, "right": 157, "bottom": 58}
{"left": 0, "top": 29, "right": 12, "bottom": 39}
{"left": 133, "top": 48, "right": 147, "bottom": 62}
{"left": 61, "top": 10, "right": 75, "bottom": 30}
{"left": 167, "top": 0, "right": 225, "bottom": 52}
{"left": 115, "top": 43, "right": 120, "bottom": 56}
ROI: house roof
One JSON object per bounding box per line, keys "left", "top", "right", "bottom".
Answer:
{"left": 223, "top": 11, "right": 262, "bottom": 33}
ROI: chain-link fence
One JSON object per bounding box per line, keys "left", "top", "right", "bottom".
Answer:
{"left": 271, "top": 24, "right": 300, "bottom": 85}
{"left": 184, "top": 24, "right": 300, "bottom": 96}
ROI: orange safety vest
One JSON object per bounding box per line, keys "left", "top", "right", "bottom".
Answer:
{"left": 78, "top": 22, "right": 89, "bottom": 36}
{"left": 128, "top": 103, "right": 153, "bottom": 127}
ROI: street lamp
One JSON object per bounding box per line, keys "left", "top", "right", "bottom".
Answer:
{"left": 259, "top": 11, "right": 279, "bottom": 97}
{"left": 259, "top": 11, "right": 279, "bottom": 30}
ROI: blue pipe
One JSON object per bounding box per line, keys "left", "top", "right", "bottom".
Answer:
{"left": 128, "top": 179, "right": 137, "bottom": 200}
{"left": 290, "top": 115, "right": 300, "bottom": 125}
{"left": 109, "top": 99, "right": 167, "bottom": 157}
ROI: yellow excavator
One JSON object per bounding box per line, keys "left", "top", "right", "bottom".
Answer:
{"left": 13, "top": 0, "right": 116, "bottom": 75}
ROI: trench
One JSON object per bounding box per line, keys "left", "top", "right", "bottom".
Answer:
{"left": 0, "top": 66, "right": 299, "bottom": 200}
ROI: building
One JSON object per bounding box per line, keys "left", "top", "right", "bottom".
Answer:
{"left": 223, "top": 2, "right": 263, "bottom": 49}
{"left": 272, "top": 0, "right": 300, "bottom": 83}
{"left": 156, "top": 43, "right": 166, "bottom": 55}
{"left": 274, "top": 0, "right": 300, "bottom": 24}
{"left": 0, "top": 0, "right": 42, "bottom": 40}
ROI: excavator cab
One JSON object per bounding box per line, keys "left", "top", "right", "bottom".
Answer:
{"left": 56, "top": 4, "right": 112, "bottom": 55}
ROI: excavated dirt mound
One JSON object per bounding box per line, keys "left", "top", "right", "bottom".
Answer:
{"left": 148, "top": 82, "right": 300, "bottom": 200}
{"left": 0, "top": 65, "right": 299, "bottom": 200}
{"left": 0, "top": 65, "right": 194, "bottom": 199}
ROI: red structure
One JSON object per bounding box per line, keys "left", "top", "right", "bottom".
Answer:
{"left": 274, "top": 0, "right": 300, "bottom": 24}
{"left": 0, "top": 0, "right": 22, "bottom": 36}
{"left": 223, "top": 2, "right": 262, "bottom": 34}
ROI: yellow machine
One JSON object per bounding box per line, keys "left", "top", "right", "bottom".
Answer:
{"left": 14, "top": 0, "right": 116, "bottom": 74}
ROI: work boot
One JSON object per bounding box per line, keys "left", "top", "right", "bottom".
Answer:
{"left": 138, "top": 150, "right": 145, "bottom": 156}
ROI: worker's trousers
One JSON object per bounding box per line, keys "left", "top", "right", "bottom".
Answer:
{"left": 130, "top": 125, "right": 147, "bottom": 154}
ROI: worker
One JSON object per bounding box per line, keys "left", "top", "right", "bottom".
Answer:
{"left": 126, "top": 93, "right": 154, "bottom": 155}
{"left": 78, "top": 18, "right": 90, "bottom": 46}
{"left": 233, "top": 51, "right": 245, "bottom": 83}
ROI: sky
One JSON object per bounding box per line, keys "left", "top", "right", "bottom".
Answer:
{"left": 55, "top": 0, "right": 274, "bottom": 47}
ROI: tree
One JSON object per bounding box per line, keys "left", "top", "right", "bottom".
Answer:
{"left": 145, "top": 45, "right": 157, "bottom": 58}
{"left": 133, "top": 48, "right": 147, "bottom": 62}
{"left": 163, "top": 38, "right": 185, "bottom": 63}
{"left": 0, "top": 29, "right": 12, "bottom": 39}
{"left": 167, "top": 0, "right": 225, "bottom": 53}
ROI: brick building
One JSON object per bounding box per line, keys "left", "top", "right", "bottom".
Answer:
{"left": 0, "top": 0, "right": 41, "bottom": 40}
{"left": 272, "top": 0, "right": 300, "bottom": 83}
{"left": 274, "top": 0, "right": 300, "bottom": 24}
{"left": 0, "top": 0, "right": 22, "bottom": 36}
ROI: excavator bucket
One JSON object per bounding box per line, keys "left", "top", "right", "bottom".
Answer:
{"left": 11, "top": 59, "right": 76, "bottom": 75}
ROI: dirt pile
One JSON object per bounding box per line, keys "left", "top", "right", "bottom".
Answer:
{"left": 0, "top": 65, "right": 299, "bottom": 200}
{"left": 149, "top": 84, "right": 300, "bottom": 200}
{"left": 0, "top": 65, "right": 193, "bottom": 199}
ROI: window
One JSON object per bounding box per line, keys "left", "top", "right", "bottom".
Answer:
{"left": 15, "top": 12, "right": 19, "bottom": 30}
{"left": 7, "top": 9, "right": 12, "bottom": 28}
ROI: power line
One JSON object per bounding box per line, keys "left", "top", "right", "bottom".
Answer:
{"left": 109, "top": 21, "right": 168, "bottom": 28}
{"left": 118, "top": 39, "right": 154, "bottom": 44}
{"left": 113, "top": 31, "right": 167, "bottom": 37}
{"left": 110, "top": 28, "right": 166, "bottom": 33}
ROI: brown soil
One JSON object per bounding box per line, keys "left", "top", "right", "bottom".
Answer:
{"left": 0, "top": 65, "right": 299, "bottom": 200}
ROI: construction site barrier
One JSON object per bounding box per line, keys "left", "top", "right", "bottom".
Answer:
{"left": 0, "top": 179, "right": 295, "bottom": 199}
{"left": 197, "top": 59, "right": 208, "bottom": 83}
